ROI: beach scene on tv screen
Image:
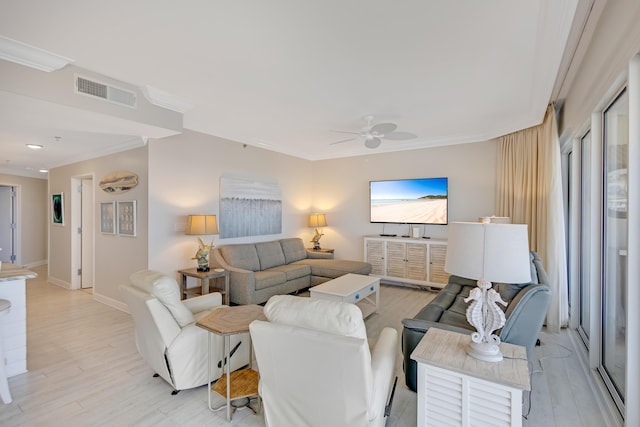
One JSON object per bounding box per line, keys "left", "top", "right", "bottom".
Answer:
{"left": 370, "top": 178, "right": 447, "bottom": 224}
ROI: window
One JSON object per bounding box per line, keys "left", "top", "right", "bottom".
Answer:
{"left": 601, "top": 88, "right": 628, "bottom": 409}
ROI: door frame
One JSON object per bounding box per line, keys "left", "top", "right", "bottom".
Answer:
{"left": 0, "top": 184, "right": 20, "bottom": 265}
{"left": 70, "top": 174, "right": 95, "bottom": 290}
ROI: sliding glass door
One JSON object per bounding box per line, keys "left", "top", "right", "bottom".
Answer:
{"left": 601, "top": 88, "right": 628, "bottom": 408}
{"left": 578, "top": 130, "right": 591, "bottom": 345}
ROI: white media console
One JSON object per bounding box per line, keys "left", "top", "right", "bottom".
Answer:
{"left": 364, "top": 235, "right": 449, "bottom": 289}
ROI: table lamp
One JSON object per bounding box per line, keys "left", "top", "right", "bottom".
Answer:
{"left": 185, "top": 214, "right": 219, "bottom": 271}
{"left": 445, "top": 221, "right": 531, "bottom": 362}
{"left": 308, "top": 213, "right": 327, "bottom": 250}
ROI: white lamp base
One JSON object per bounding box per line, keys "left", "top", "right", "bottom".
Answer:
{"left": 466, "top": 341, "right": 504, "bottom": 362}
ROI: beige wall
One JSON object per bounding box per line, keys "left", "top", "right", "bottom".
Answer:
{"left": 0, "top": 173, "right": 47, "bottom": 266}
{"left": 148, "top": 130, "right": 313, "bottom": 277}
{"left": 561, "top": 1, "right": 640, "bottom": 136}
{"left": 148, "top": 133, "right": 496, "bottom": 276}
{"left": 310, "top": 140, "right": 498, "bottom": 260}
{"left": 48, "top": 146, "right": 148, "bottom": 305}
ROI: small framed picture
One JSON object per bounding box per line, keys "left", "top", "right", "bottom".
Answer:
{"left": 100, "top": 202, "right": 116, "bottom": 234}
{"left": 52, "top": 193, "right": 64, "bottom": 225}
{"left": 117, "top": 200, "right": 137, "bottom": 237}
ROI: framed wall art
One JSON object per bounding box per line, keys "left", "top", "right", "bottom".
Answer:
{"left": 100, "top": 202, "right": 116, "bottom": 234}
{"left": 219, "top": 177, "right": 282, "bottom": 238}
{"left": 117, "top": 200, "right": 137, "bottom": 237}
{"left": 51, "top": 193, "right": 64, "bottom": 225}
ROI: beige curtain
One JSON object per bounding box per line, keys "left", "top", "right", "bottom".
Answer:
{"left": 496, "top": 104, "right": 568, "bottom": 332}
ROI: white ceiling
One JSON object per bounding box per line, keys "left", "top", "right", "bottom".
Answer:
{"left": 0, "top": 0, "right": 590, "bottom": 177}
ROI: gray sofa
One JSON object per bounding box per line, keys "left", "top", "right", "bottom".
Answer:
{"left": 211, "top": 237, "right": 372, "bottom": 305}
{"left": 401, "top": 251, "right": 551, "bottom": 392}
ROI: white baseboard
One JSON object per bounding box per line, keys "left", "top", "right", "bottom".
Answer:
{"left": 23, "top": 259, "right": 47, "bottom": 268}
{"left": 93, "top": 292, "right": 129, "bottom": 314}
{"left": 48, "top": 276, "right": 71, "bottom": 289}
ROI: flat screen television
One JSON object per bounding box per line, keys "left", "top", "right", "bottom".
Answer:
{"left": 369, "top": 177, "right": 448, "bottom": 225}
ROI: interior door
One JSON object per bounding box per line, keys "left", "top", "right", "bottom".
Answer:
{"left": 81, "top": 178, "right": 94, "bottom": 288}
{"left": 0, "top": 186, "right": 15, "bottom": 263}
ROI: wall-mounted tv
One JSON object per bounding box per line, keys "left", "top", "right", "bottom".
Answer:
{"left": 369, "top": 177, "right": 448, "bottom": 225}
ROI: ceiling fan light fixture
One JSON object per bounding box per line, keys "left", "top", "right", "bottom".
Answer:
{"left": 365, "top": 137, "right": 381, "bottom": 149}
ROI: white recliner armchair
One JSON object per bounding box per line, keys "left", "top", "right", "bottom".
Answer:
{"left": 121, "top": 270, "right": 250, "bottom": 394}
{"left": 250, "top": 295, "right": 398, "bottom": 427}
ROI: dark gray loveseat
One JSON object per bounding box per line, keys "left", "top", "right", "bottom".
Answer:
{"left": 402, "top": 251, "right": 551, "bottom": 391}
{"left": 211, "top": 238, "right": 371, "bottom": 305}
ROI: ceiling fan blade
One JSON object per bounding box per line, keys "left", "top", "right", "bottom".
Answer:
{"left": 331, "top": 129, "right": 361, "bottom": 135}
{"left": 365, "top": 137, "right": 382, "bottom": 149}
{"left": 383, "top": 131, "right": 418, "bottom": 141}
{"left": 330, "top": 137, "right": 357, "bottom": 145}
{"left": 370, "top": 122, "right": 397, "bottom": 135}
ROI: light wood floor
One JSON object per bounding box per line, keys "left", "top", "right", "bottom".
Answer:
{"left": 0, "top": 265, "right": 615, "bottom": 426}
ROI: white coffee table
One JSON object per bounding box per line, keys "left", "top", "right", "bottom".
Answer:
{"left": 309, "top": 274, "right": 380, "bottom": 318}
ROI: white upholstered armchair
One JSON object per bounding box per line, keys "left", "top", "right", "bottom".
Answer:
{"left": 250, "top": 295, "right": 398, "bottom": 427}
{"left": 121, "top": 270, "right": 249, "bottom": 394}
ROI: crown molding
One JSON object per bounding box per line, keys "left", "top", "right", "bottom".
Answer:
{"left": 142, "top": 85, "right": 193, "bottom": 113}
{"left": 0, "top": 35, "right": 73, "bottom": 72}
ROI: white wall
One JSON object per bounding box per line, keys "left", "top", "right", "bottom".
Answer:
{"left": 310, "top": 140, "right": 498, "bottom": 260}
{"left": 561, "top": 1, "right": 640, "bottom": 136}
{"left": 148, "top": 130, "right": 313, "bottom": 277}
{"left": 48, "top": 146, "right": 148, "bottom": 305}
{"left": 0, "top": 173, "right": 47, "bottom": 266}
{"left": 149, "top": 132, "right": 496, "bottom": 276}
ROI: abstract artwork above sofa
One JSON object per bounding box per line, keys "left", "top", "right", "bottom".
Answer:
{"left": 219, "top": 177, "right": 282, "bottom": 238}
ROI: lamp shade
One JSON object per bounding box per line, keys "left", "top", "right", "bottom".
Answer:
{"left": 185, "top": 214, "right": 219, "bottom": 235}
{"left": 445, "top": 222, "right": 531, "bottom": 284}
{"left": 308, "top": 213, "right": 327, "bottom": 228}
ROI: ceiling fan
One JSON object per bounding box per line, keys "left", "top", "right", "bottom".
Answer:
{"left": 330, "top": 115, "right": 417, "bottom": 149}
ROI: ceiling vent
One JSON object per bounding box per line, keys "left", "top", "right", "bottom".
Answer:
{"left": 75, "top": 75, "right": 137, "bottom": 108}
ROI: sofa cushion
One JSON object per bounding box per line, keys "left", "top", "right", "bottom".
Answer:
{"left": 264, "top": 294, "right": 367, "bottom": 339}
{"left": 256, "top": 241, "right": 286, "bottom": 270}
{"left": 129, "top": 270, "right": 195, "bottom": 327}
{"left": 294, "top": 259, "right": 372, "bottom": 278}
{"left": 270, "top": 264, "right": 311, "bottom": 281}
{"left": 254, "top": 270, "right": 287, "bottom": 291}
{"left": 219, "top": 244, "right": 261, "bottom": 272}
{"left": 280, "top": 238, "right": 308, "bottom": 264}
{"left": 494, "top": 282, "right": 529, "bottom": 303}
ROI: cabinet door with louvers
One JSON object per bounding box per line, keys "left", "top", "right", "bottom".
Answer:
{"left": 386, "top": 241, "right": 407, "bottom": 278}
{"left": 406, "top": 243, "right": 427, "bottom": 281}
{"left": 365, "top": 239, "right": 385, "bottom": 276}
{"left": 428, "top": 244, "right": 449, "bottom": 285}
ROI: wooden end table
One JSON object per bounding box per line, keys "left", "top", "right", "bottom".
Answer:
{"left": 196, "top": 304, "right": 267, "bottom": 421}
{"left": 410, "top": 328, "right": 530, "bottom": 427}
{"left": 307, "top": 248, "right": 335, "bottom": 254}
{"left": 178, "top": 268, "right": 229, "bottom": 305}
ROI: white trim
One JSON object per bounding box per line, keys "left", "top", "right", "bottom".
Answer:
{"left": 142, "top": 85, "right": 193, "bottom": 113}
{"left": 92, "top": 292, "right": 129, "bottom": 313}
{"left": 0, "top": 35, "right": 73, "bottom": 72}
{"left": 47, "top": 275, "right": 72, "bottom": 290}
{"left": 625, "top": 52, "right": 640, "bottom": 427}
